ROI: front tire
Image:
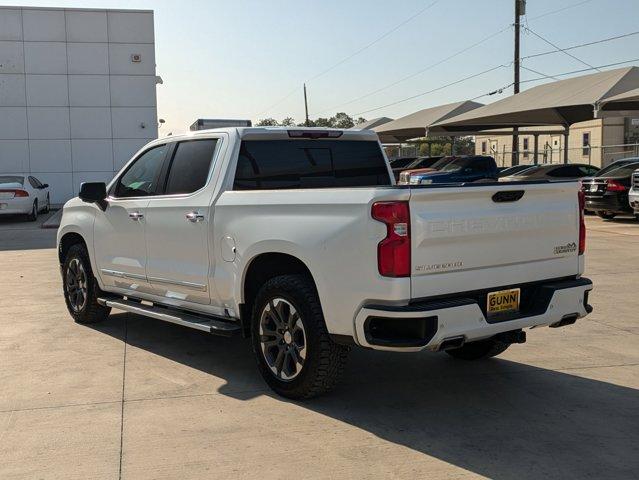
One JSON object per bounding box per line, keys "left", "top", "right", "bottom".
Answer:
{"left": 43, "top": 194, "right": 50, "bottom": 213}
{"left": 446, "top": 337, "right": 510, "bottom": 360}
{"left": 251, "top": 274, "right": 349, "bottom": 399}
{"left": 62, "top": 244, "right": 111, "bottom": 324}
{"left": 596, "top": 211, "right": 616, "bottom": 220}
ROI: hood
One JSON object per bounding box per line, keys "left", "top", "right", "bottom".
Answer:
{"left": 403, "top": 167, "right": 437, "bottom": 176}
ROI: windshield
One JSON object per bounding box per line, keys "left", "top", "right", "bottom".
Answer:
{"left": 438, "top": 158, "right": 474, "bottom": 173}
{"left": 0, "top": 175, "right": 24, "bottom": 186}
{"left": 429, "top": 157, "right": 456, "bottom": 169}
{"left": 390, "top": 157, "right": 417, "bottom": 169}
{"left": 595, "top": 159, "right": 639, "bottom": 177}
{"left": 513, "top": 165, "right": 546, "bottom": 176}
{"left": 600, "top": 162, "right": 639, "bottom": 177}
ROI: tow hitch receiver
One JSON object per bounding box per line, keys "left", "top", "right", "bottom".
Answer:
{"left": 495, "top": 329, "right": 526, "bottom": 344}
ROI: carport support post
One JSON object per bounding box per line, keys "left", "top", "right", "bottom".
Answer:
{"left": 563, "top": 126, "right": 569, "bottom": 164}
{"left": 533, "top": 134, "right": 539, "bottom": 165}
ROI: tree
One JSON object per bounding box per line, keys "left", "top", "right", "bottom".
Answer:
{"left": 256, "top": 118, "right": 279, "bottom": 126}
{"left": 280, "top": 117, "right": 296, "bottom": 126}
{"left": 332, "top": 112, "right": 355, "bottom": 129}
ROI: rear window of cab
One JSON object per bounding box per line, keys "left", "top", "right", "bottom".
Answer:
{"left": 233, "top": 140, "right": 391, "bottom": 190}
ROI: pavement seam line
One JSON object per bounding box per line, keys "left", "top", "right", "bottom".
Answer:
{"left": 118, "top": 314, "right": 128, "bottom": 480}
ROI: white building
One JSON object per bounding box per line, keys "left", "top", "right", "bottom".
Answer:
{"left": 0, "top": 6, "right": 159, "bottom": 204}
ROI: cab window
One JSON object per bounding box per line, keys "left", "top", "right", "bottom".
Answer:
{"left": 113, "top": 144, "right": 169, "bottom": 198}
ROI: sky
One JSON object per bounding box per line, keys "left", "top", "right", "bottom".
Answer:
{"left": 3, "top": 0, "right": 639, "bottom": 135}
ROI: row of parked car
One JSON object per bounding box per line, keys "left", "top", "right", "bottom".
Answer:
{"left": 391, "top": 154, "right": 639, "bottom": 220}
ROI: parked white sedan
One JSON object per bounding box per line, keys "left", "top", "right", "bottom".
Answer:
{"left": 0, "top": 175, "right": 50, "bottom": 221}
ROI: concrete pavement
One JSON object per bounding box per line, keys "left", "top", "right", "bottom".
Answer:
{"left": 1, "top": 216, "right": 638, "bottom": 479}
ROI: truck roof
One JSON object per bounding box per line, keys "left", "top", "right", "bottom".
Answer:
{"left": 156, "top": 126, "right": 379, "bottom": 144}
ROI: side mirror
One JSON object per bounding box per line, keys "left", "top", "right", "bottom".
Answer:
{"left": 41, "top": 183, "right": 49, "bottom": 189}
{"left": 79, "top": 182, "right": 107, "bottom": 203}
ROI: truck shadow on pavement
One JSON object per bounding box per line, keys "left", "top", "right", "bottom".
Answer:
{"left": 93, "top": 313, "right": 639, "bottom": 480}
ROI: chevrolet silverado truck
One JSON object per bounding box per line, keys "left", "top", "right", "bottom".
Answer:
{"left": 57, "top": 127, "right": 593, "bottom": 399}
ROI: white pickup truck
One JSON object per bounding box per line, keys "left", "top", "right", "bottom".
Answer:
{"left": 57, "top": 127, "right": 593, "bottom": 398}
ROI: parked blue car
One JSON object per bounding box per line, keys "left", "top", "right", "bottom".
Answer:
{"left": 404, "top": 156, "right": 499, "bottom": 185}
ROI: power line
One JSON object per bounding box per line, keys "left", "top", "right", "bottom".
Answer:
{"left": 521, "top": 65, "right": 560, "bottom": 81}
{"left": 306, "top": 0, "right": 439, "bottom": 83}
{"left": 353, "top": 64, "right": 508, "bottom": 116}
{"left": 527, "top": 0, "right": 595, "bottom": 21}
{"left": 522, "top": 30, "right": 639, "bottom": 60}
{"left": 311, "top": 24, "right": 512, "bottom": 116}
{"left": 254, "top": 0, "right": 439, "bottom": 118}
{"left": 472, "top": 57, "right": 639, "bottom": 100}
{"left": 522, "top": 58, "right": 639, "bottom": 83}
{"left": 524, "top": 26, "right": 600, "bottom": 71}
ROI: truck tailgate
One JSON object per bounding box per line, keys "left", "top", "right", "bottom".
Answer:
{"left": 409, "top": 182, "right": 581, "bottom": 299}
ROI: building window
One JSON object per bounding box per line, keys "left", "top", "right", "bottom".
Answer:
{"left": 582, "top": 132, "right": 590, "bottom": 156}
{"left": 481, "top": 141, "right": 487, "bottom": 154}
{"left": 523, "top": 137, "right": 529, "bottom": 158}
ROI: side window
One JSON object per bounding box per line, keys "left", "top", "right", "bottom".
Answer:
{"left": 469, "top": 158, "right": 490, "bottom": 172}
{"left": 164, "top": 139, "right": 218, "bottom": 195}
{"left": 549, "top": 166, "right": 579, "bottom": 178}
{"left": 28, "top": 176, "right": 38, "bottom": 188}
{"left": 113, "top": 144, "right": 168, "bottom": 198}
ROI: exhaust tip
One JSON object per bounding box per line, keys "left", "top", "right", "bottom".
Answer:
{"left": 438, "top": 336, "right": 465, "bottom": 351}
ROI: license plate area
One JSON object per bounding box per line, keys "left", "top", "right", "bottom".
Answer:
{"left": 487, "top": 288, "right": 520, "bottom": 315}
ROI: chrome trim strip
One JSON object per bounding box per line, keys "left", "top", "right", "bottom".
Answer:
{"left": 147, "top": 276, "right": 208, "bottom": 292}
{"left": 100, "top": 269, "right": 146, "bottom": 281}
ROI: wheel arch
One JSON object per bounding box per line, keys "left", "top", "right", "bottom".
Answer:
{"left": 239, "top": 252, "right": 320, "bottom": 336}
{"left": 58, "top": 231, "right": 87, "bottom": 265}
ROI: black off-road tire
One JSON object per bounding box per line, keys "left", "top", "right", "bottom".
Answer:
{"left": 62, "top": 244, "right": 111, "bottom": 324}
{"left": 446, "top": 337, "right": 510, "bottom": 360}
{"left": 251, "top": 274, "right": 349, "bottom": 399}
{"left": 27, "top": 201, "right": 37, "bottom": 221}
{"left": 596, "top": 211, "right": 616, "bottom": 220}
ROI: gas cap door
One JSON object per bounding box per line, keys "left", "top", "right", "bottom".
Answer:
{"left": 221, "top": 235, "right": 236, "bottom": 262}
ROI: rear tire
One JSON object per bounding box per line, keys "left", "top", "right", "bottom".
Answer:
{"left": 446, "top": 337, "right": 510, "bottom": 360}
{"left": 251, "top": 274, "right": 349, "bottom": 399}
{"left": 596, "top": 211, "right": 616, "bottom": 220}
{"left": 62, "top": 244, "right": 111, "bottom": 324}
{"left": 27, "top": 201, "right": 37, "bottom": 221}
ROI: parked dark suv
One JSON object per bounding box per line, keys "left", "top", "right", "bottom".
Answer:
{"left": 581, "top": 161, "right": 639, "bottom": 219}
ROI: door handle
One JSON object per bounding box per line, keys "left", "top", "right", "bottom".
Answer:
{"left": 129, "top": 211, "right": 144, "bottom": 220}
{"left": 185, "top": 211, "right": 205, "bottom": 222}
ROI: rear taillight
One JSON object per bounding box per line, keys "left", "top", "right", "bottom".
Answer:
{"left": 578, "top": 190, "right": 586, "bottom": 255}
{"left": 0, "top": 189, "right": 28, "bottom": 197}
{"left": 371, "top": 201, "right": 410, "bottom": 277}
{"left": 606, "top": 180, "right": 627, "bottom": 192}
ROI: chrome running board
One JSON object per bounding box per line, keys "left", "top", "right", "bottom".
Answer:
{"left": 98, "top": 297, "right": 241, "bottom": 337}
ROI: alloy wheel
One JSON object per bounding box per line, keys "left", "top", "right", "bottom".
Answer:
{"left": 66, "top": 258, "right": 88, "bottom": 312}
{"left": 259, "top": 298, "right": 307, "bottom": 381}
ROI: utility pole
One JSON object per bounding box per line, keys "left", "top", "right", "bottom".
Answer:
{"left": 512, "top": 0, "right": 525, "bottom": 165}
{"left": 303, "top": 83, "right": 310, "bottom": 127}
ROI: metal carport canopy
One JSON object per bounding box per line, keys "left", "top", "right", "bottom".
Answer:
{"left": 372, "top": 100, "right": 484, "bottom": 143}
{"left": 349, "top": 117, "right": 394, "bottom": 130}
{"left": 429, "top": 67, "right": 639, "bottom": 134}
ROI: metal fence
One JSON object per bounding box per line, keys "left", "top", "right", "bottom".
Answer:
{"left": 492, "top": 142, "right": 639, "bottom": 167}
